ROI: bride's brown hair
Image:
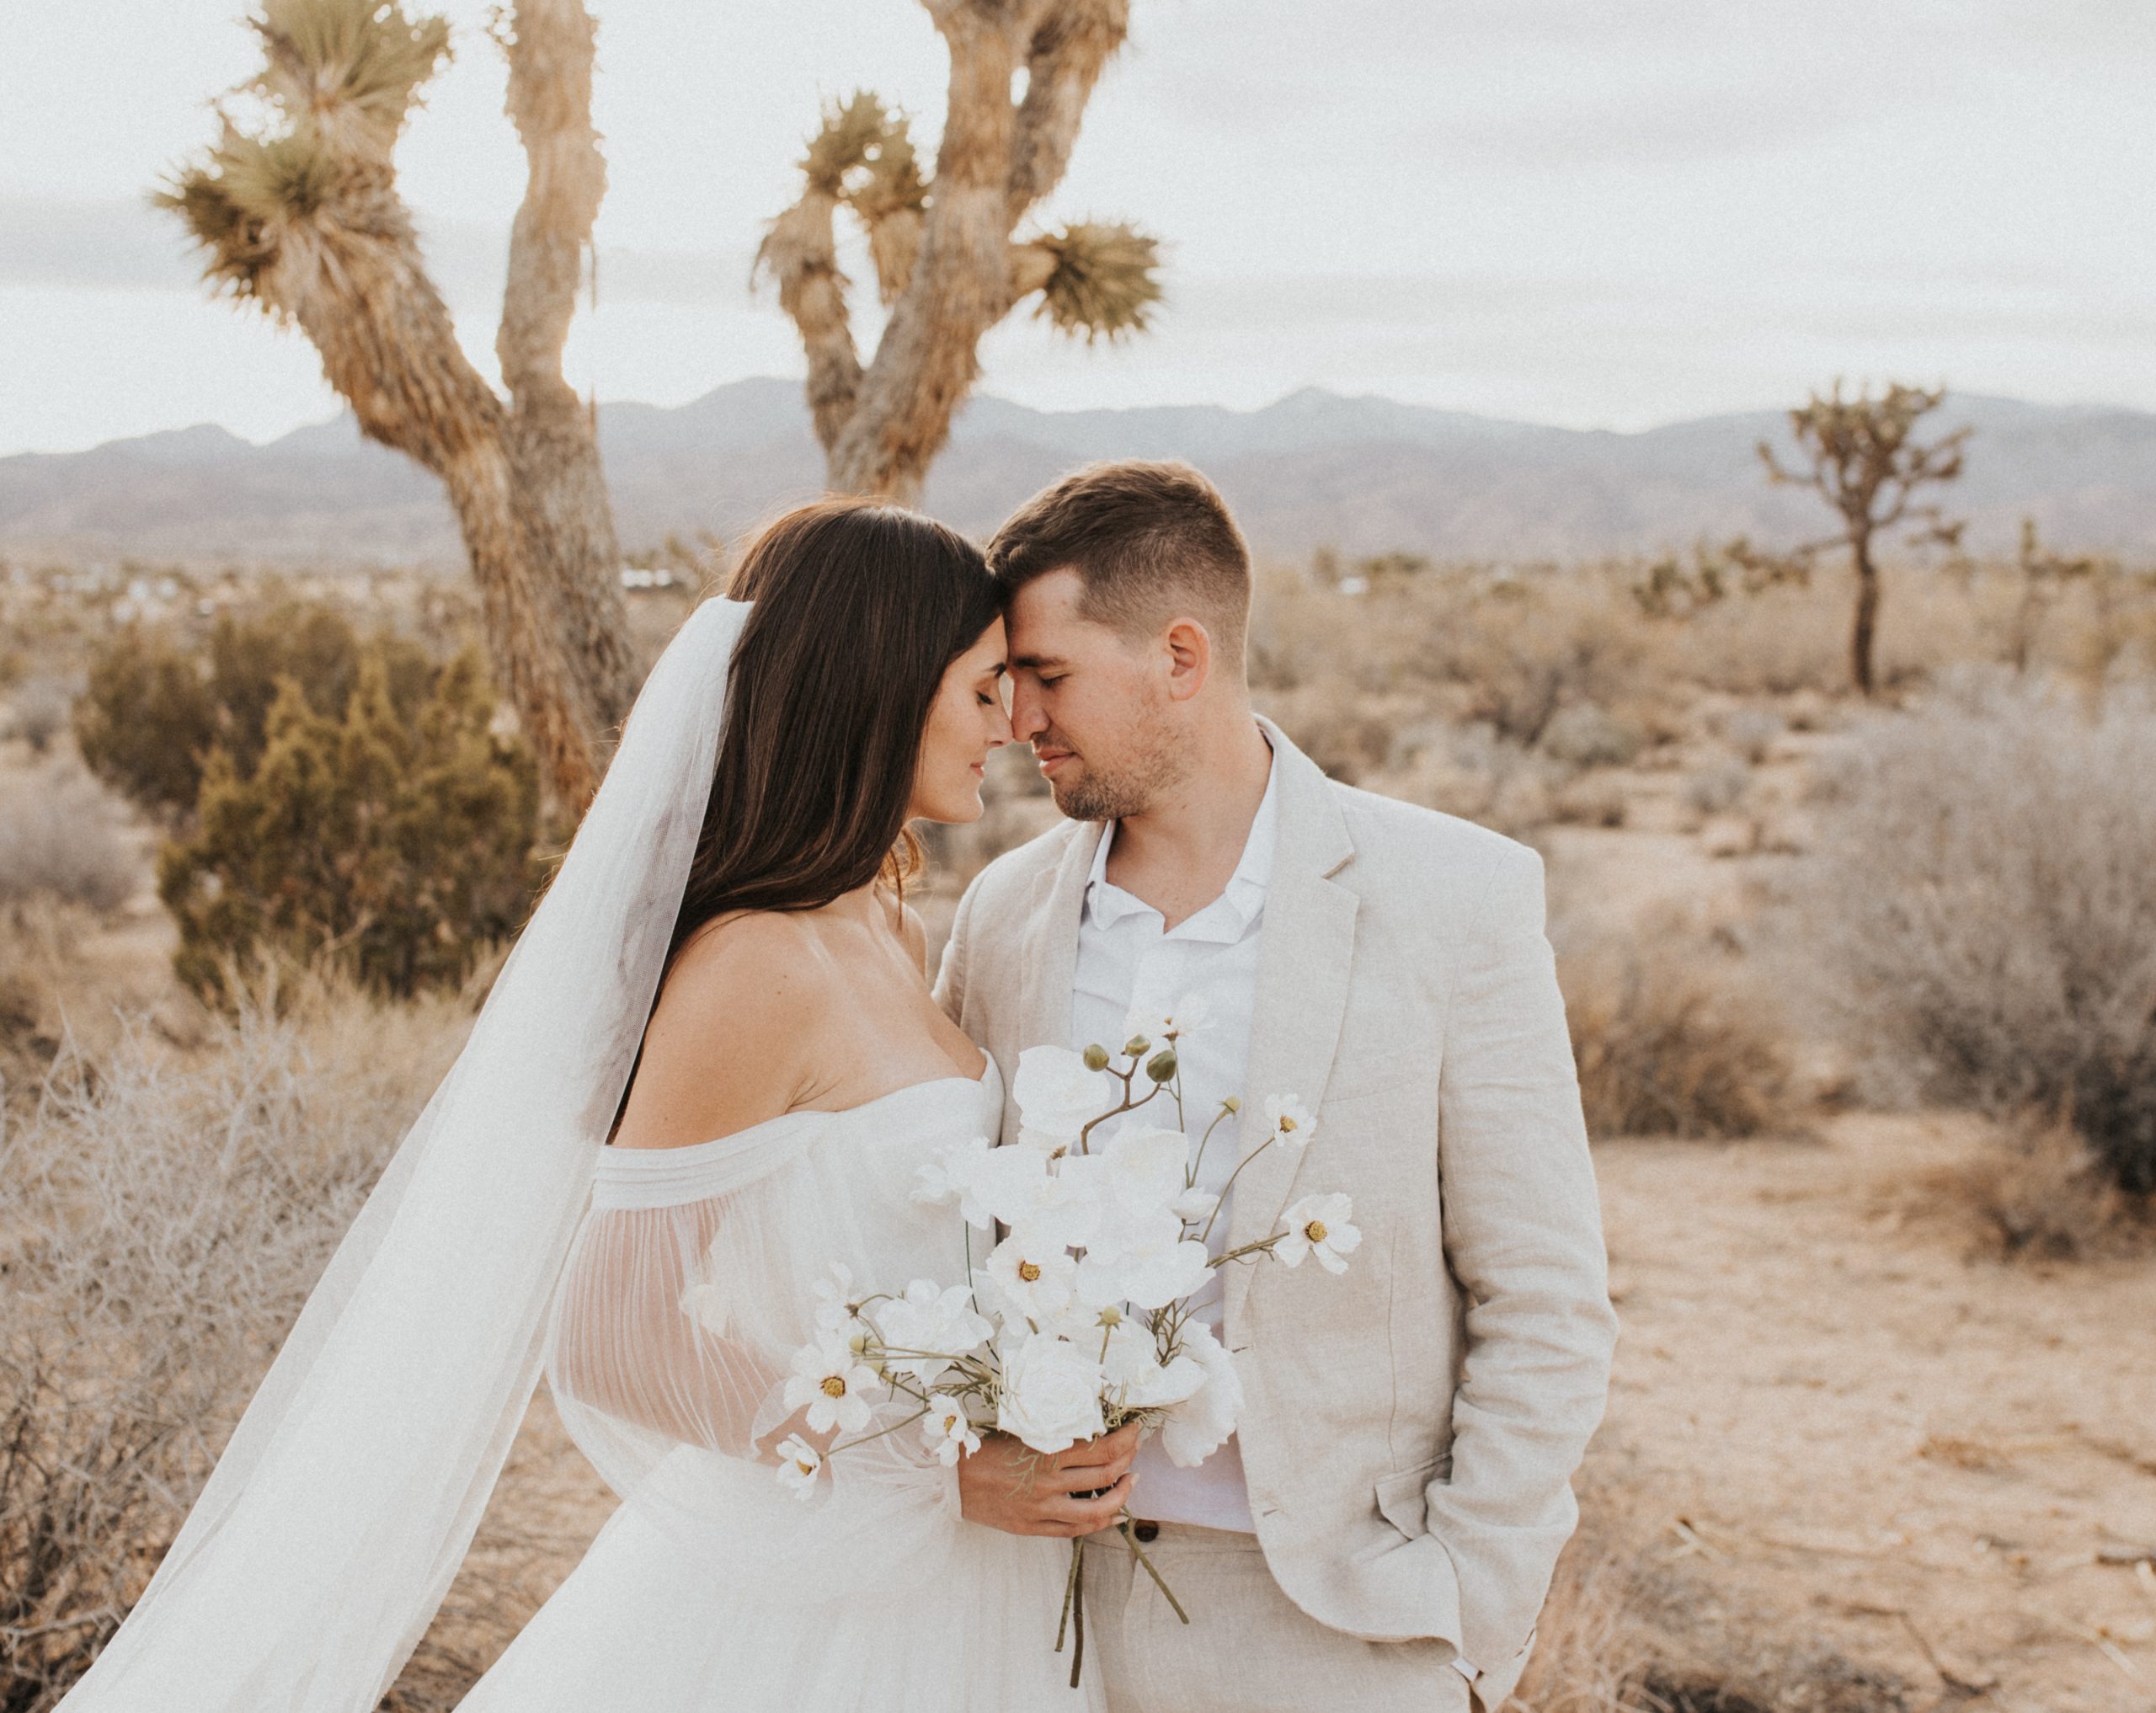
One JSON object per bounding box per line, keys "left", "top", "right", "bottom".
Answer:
{"left": 662, "top": 499, "right": 1001, "bottom": 972}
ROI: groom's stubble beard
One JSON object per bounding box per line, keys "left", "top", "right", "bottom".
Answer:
{"left": 1042, "top": 712, "right": 1187, "bottom": 823}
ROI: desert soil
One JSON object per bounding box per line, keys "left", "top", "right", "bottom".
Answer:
{"left": 1590, "top": 1116, "right": 2156, "bottom": 1712}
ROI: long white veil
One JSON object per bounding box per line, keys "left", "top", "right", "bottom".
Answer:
{"left": 60, "top": 597, "right": 754, "bottom": 1713}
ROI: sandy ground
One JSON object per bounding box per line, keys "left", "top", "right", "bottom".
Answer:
{"left": 1591, "top": 1116, "right": 2156, "bottom": 1712}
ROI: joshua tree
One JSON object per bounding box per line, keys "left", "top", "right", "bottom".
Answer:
{"left": 1758, "top": 382, "right": 1968, "bottom": 696}
{"left": 758, "top": 0, "right": 1161, "bottom": 503}
{"left": 160, "top": 0, "right": 638, "bottom": 808}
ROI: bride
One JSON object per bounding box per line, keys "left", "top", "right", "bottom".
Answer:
{"left": 61, "top": 501, "right": 1135, "bottom": 1712}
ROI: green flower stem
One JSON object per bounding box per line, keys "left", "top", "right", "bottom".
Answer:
{"left": 1119, "top": 1515, "right": 1190, "bottom": 1625}
{"left": 1199, "top": 1134, "right": 1278, "bottom": 1246}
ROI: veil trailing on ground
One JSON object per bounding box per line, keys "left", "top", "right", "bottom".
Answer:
{"left": 61, "top": 599, "right": 754, "bottom": 1713}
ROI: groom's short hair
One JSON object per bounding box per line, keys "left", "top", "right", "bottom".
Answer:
{"left": 987, "top": 461, "right": 1251, "bottom": 663}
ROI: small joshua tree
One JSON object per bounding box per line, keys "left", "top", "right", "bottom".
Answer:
{"left": 1758, "top": 382, "right": 1968, "bottom": 696}
{"left": 158, "top": 0, "right": 637, "bottom": 808}
{"left": 758, "top": 1, "right": 1161, "bottom": 503}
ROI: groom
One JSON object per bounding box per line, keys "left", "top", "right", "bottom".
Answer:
{"left": 937, "top": 461, "right": 1616, "bottom": 1712}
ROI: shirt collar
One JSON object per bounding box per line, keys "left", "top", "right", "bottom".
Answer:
{"left": 1083, "top": 740, "right": 1278, "bottom": 938}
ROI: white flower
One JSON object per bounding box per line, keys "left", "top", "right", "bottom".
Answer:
{"left": 1273, "top": 1193, "right": 1361, "bottom": 1273}
{"left": 920, "top": 1395, "right": 983, "bottom": 1466}
{"left": 1100, "top": 1321, "right": 1209, "bottom": 1411}
{"left": 984, "top": 1233, "right": 1079, "bottom": 1320}
{"left": 783, "top": 1337, "right": 880, "bottom": 1435}
{"left": 809, "top": 1262, "right": 873, "bottom": 1340}
{"left": 774, "top": 1433, "right": 823, "bottom": 1500}
{"left": 1076, "top": 1209, "right": 1211, "bottom": 1310}
{"left": 872, "top": 1279, "right": 992, "bottom": 1383}
{"left": 912, "top": 1134, "right": 991, "bottom": 1210}
{"left": 969, "top": 1145, "right": 1101, "bottom": 1248}
{"left": 1262, "top": 1093, "right": 1317, "bottom": 1152}
{"left": 996, "top": 1333, "right": 1107, "bottom": 1454}
{"left": 679, "top": 1269, "right": 730, "bottom": 1337}
{"left": 1100, "top": 1123, "right": 1190, "bottom": 1218}
{"left": 1123, "top": 991, "right": 1211, "bottom": 1048}
{"left": 1171, "top": 1187, "right": 1220, "bottom": 1225}
{"left": 1158, "top": 1322, "right": 1244, "bottom": 1468}
{"left": 1011, "top": 1045, "right": 1111, "bottom": 1141}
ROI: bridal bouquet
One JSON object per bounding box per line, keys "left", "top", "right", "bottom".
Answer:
{"left": 771, "top": 1001, "right": 1358, "bottom": 1684}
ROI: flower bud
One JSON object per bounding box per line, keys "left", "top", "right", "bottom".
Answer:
{"left": 1146, "top": 1048, "right": 1178, "bottom": 1084}
{"left": 1123, "top": 1035, "right": 1152, "bottom": 1058}
{"left": 1222, "top": 1096, "right": 1241, "bottom": 1114}
{"left": 1083, "top": 1043, "right": 1111, "bottom": 1072}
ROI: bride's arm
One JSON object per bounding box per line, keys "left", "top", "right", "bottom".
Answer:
{"left": 549, "top": 1198, "right": 788, "bottom": 1456}
{"left": 552, "top": 913, "right": 830, "bottom": 1453}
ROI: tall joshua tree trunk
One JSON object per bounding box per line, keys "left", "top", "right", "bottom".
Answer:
{"left": 760, "top": 0, "right": 1161, "bottom": 504}
{"left": 163, "top": 0, "right": 636, "bottom": 809}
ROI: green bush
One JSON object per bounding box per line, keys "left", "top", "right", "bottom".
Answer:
{"left": 75, "top": 603, "right": 430, "bottom": 822}
{"left": 158, "top": 645, "right": 539, "bottom": 1000}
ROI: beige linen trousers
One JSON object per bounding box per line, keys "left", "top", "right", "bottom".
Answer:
{"left": 935, "top": 718, "right": 1617, "bottom": 1713}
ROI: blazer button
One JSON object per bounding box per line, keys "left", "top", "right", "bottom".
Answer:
{"left": 1133, "top": 1521, "right": 1160, "bottom": 1543}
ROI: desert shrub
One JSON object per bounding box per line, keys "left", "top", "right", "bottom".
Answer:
{"left": 1959, "top": 1112, "right": 2156, "bottom": 1258}
{"left": 1684, "top": 759, "right": 1750, "bottom": 819}
{"left": 0, "top": 975, "right": 470, "bottom": 1709}
{"left": 74, "top": 603, "right": 430, "bottom": 823}
{"left": 1430, "top": 580, "right": 1648, "bottom": 747}
{"left": 1803, "top": 690, "right": 2156, "bottom": 1198}
{"left": 158, "top": 645, "right": 540, "bottom": 1001}
{"left": 1716, "top": 706, "right": 1785, "bottom": 765}
{"left": 1540, "top": 702, "right": 1645, "bottom": 770}
{"left": 4, "top": 676, "right": 73, "bottom": 755}
{"left": 0, "top": 764, "right": 140, "bottom": 915}
{"left": 1561, "top": 935, "right": 1793, "bottom": 1140}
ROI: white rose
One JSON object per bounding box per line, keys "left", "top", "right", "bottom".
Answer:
{"left": 1011, "top": 1045, "right": 1111, "bottom": 1141}
{"left": 1158, "top": 1323, "right": 1243, "bottom": 1468}
{"left": 996, "top": 1333, "right": 1107, "bottom": 1454}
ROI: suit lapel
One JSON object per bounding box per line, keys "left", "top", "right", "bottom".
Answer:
{"left": 1225, "top": 722, "right": 1358, "bottom": 1331}
{"left": 1006, "top": 821, "right": 1103, "bottom": 1139}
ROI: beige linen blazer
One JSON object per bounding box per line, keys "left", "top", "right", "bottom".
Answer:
{"left": 935, "top": 718, "right": 1617, "bottom": 1710}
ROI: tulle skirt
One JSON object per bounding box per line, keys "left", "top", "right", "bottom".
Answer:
{"left": 457, "top": 1443, "right": 1099, "bottom": 1713}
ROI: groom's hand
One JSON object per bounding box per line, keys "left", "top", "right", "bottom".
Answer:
{"left": 958, "top": 1424, "right": 1139, "bottom": 1538}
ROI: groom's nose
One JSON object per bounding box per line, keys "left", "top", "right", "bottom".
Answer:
{"left": 1009, "top": 685, "right": 1049, "bottom": 743}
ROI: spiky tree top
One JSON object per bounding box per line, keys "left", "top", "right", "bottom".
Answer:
{"left": 758, "top": 0, "right": 1163, "bottom": 501}
{"left": 157, "top": 0, "right": 638, "bottom": 811}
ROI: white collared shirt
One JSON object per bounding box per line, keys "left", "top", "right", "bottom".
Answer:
{"left": 1070, "top": 747, "right": 1278, "bottom": 1534}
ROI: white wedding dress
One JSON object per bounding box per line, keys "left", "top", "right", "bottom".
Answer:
{"left": 460, "top": 1055, "right": 1100, "bottom": 1712}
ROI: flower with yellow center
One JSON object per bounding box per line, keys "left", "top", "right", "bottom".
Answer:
{"left": 984, "top": 1232, "right": 1076, "bottom": 1319}
{"left": 1271, "top": 1193, "right": 1361, "bottom": 1274}
{"left": 774, "top": 1433, "right": 824, "bottom": 1500}
{"left": 782, "top": 1336, "right": 879, "bottom": 1434}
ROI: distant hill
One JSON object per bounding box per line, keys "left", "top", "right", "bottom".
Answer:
{"left": 4, "top": 380, "right": 2151, "bottom": 568}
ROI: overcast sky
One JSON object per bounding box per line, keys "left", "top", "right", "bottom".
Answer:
{"left": 3, "top": 0, "right": 2151, "bottom": 456}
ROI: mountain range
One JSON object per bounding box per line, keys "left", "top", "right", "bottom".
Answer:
{"left": 4, "top": 379, "right": 2151, "bottom": 568}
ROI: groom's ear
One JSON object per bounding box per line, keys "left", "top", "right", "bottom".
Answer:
{"left": 1162, "top": 616, "right": 1212, "bottom": 702}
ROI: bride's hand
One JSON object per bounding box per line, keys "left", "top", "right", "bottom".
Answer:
{"left": 957, "top": 1423, "right": 1139, "bottom": 1538}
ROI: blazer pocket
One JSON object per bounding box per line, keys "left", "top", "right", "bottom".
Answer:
{"left": 1373, "top": 1454, "right": 1448, "bottom": 1540}
{"left": 1324, "top": 1050, "right": 1431, "bottom": 1110}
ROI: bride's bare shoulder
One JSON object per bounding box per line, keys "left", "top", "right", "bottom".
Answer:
{"left": 612, "top": 911, "right": 838, "bottom": 1150}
